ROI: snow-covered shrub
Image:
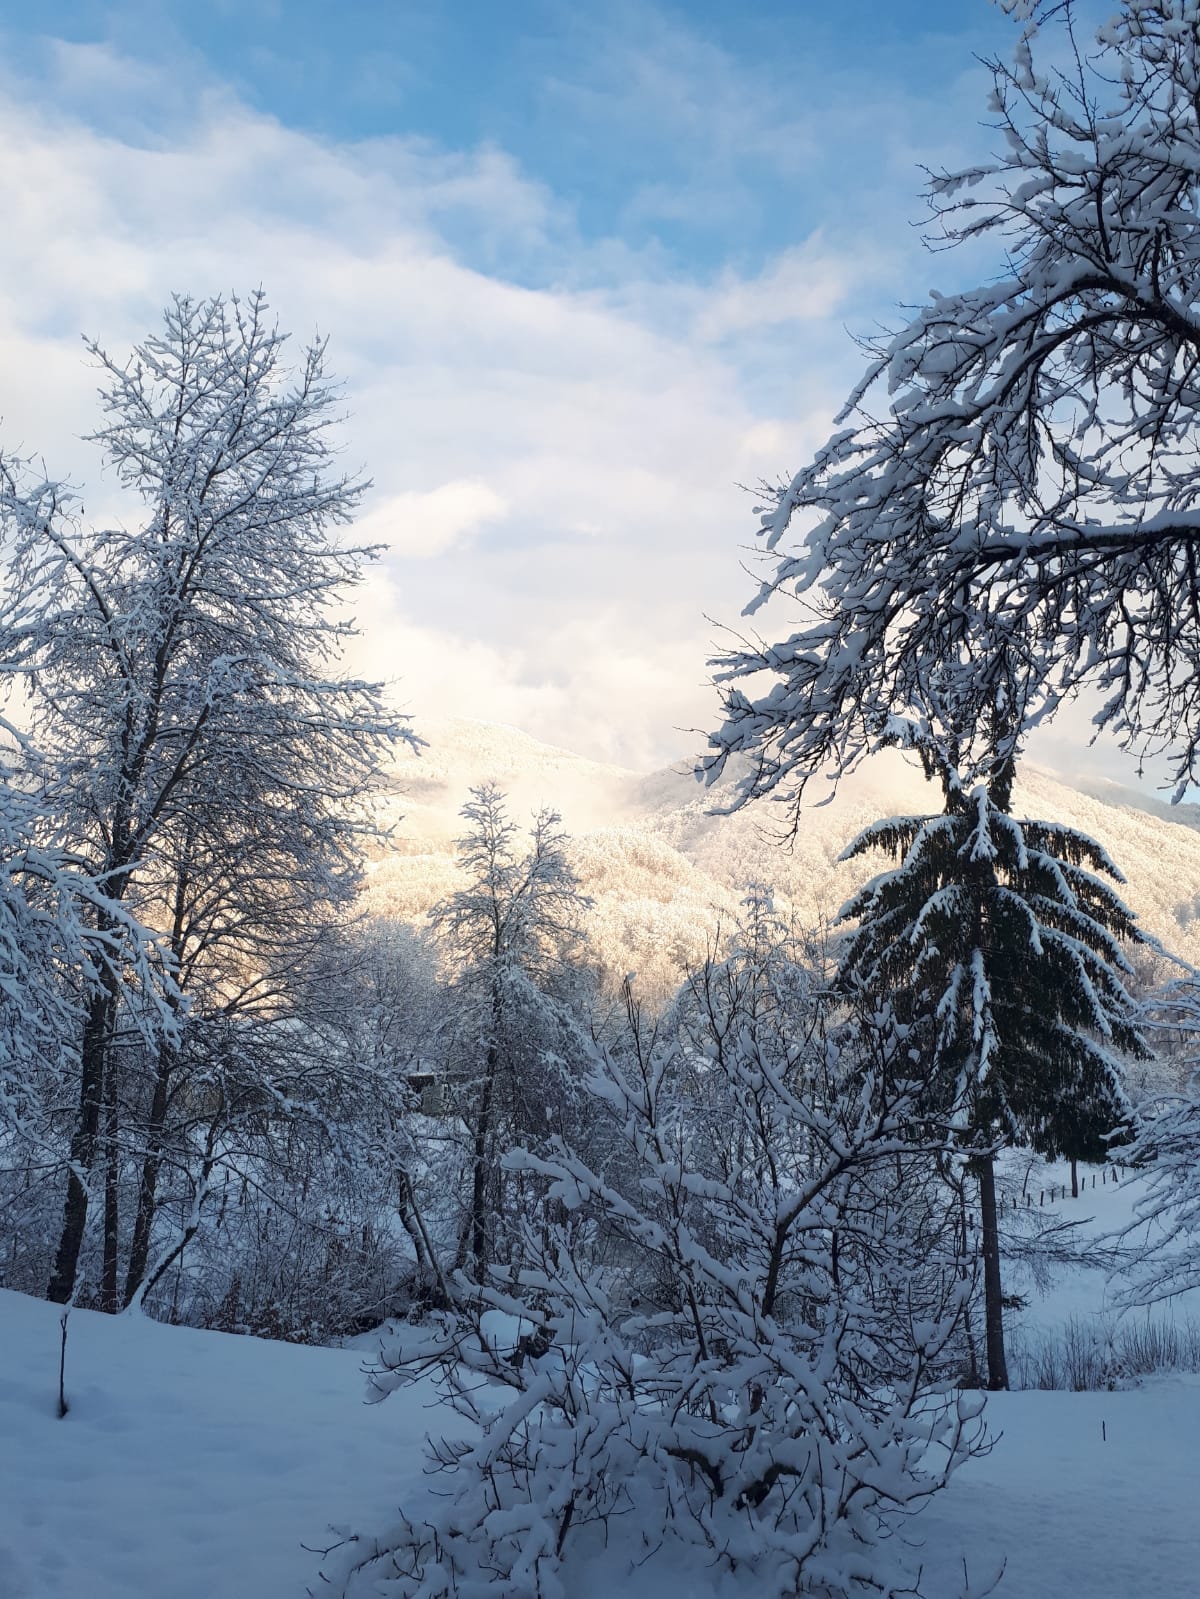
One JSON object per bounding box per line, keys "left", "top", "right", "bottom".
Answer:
{"left": 149, "top": 1163, "right": 409, "bottom": 1343}
{"left": 322, "top": 987, "right": 986, "bottom": 1599}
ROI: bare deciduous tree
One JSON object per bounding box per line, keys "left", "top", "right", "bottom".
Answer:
{"left": 0, "top": 290, "right": 409, "bottom": 1306}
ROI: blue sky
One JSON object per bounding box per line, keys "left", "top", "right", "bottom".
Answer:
{"left": 5, "top": 1, "right": 1019, "bottom": 285}
{"left": 0, "top": 0, "right": 1132, "bottom": 781}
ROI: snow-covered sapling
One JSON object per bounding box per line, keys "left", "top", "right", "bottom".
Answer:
{"left": 323, "top": 976, "right": 987, "bottom": 1599}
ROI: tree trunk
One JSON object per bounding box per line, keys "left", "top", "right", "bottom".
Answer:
{"left": 126, "top": 860, "right": 192, "bottom": 1308}
{"left": 127, "top": 1115, "right": 221, "bottom": 1314}
{"left": 47, "top": 980, "right": 116, "bottom": 1304}
{"left": 123, "top": 1044, "right": 176, "bottom": 1306}
{"left": 100, "top": 1055, "right": 121, "bottom": 1312}
{"left": 396, "top": 1167, "right": 429, "bottom": 1272}
{"left": 955, "top": 1171, "right": 982, "bottom": 1388}
{"left": 978, "top": 1151, "right": 1009, "bottom": 1390}
{"left": 468, "top": 1041, "right": 499, "bottom": 1281}
{"left": 1070, "top": 1155, "right": 1079, "bottom": 1199}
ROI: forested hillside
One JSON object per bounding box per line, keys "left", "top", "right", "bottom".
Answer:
{"left": 366, "top": 716, "right": 1200, "bottom": 1001}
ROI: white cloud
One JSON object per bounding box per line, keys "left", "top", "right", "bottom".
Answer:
{"left": 693, "top": 242, "right": 853, "bottom": 342}
{"left": 0, "top": 35, "right": 931, "bottom": 773}
{"left": 358, "top": 480, "right": 509, "bottom": 559}
{"left": 344, "top": 600, "right": 712, "bottom": 775}
{"left": 0, "top": 12, "right": 1160, "bottom": 803}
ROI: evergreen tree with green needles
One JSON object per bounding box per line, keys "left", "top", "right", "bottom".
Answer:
{"left": 837, "top": 743, "right": 1149, "bottom": 1388}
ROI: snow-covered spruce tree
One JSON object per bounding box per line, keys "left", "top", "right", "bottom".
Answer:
{"left": 0, "top": 291, "right": 407, "bottom": 1307}
{"left": 429, "top": 784, "right": 595, "bottom": 1282}
{"left": 838, "top": 741, "right": 1149, "bottom": 1387}
{"left": 321, "top": 980, "right": 987, "bottom": 1599}
{"left": 707, "top": 0, "right": 1200, "bottom": 808}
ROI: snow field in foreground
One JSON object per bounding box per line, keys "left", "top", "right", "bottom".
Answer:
{"left": 911, "top": 1379, "right": 1200, "bottom": 1599}
{"left": 1, "top": 1158, "right": 1199, "bottom": 1599}
{"left": 0, "top": 1290, "right": 425, "bottom": 1599}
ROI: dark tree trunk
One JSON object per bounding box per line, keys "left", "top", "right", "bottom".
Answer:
{"left": 100, "top": 1056, "right": 121, "bottom": 1312}
{"left": 1070, "top": 1155, "right": 1079, "bottom": 1199}
{"left": 123, "top": 1045, "right": 176, "bottom": 1307}
{"left": 468, "top": 1040, "right": 499, "bottom": 1282}
{"left": 955, "top": 1171, "right": 982, "bottom": 1388}
{"left": 47, "top": 980, "right": 117, "bottom": 1304}
{"left": 396, "top": 1168, "right": 429, "bottom": 1272}
{"left": 978, "top": 1151, "right": 1009, "bottom": 1390}
{"left": 127, "top": 862, "right": 192, "bottom": 1308}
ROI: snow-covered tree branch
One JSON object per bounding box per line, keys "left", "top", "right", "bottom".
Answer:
{"left": 707, "top": 1, "right": 1200, "bottom": 811}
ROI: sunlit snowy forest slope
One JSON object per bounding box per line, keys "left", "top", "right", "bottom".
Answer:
{"left": 366, "top": 717, "right": 1200, "bottom": 1003}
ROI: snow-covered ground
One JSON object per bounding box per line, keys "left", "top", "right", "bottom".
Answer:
{"left": 914, "top": 1378, "right": 1200, "bottom": 1598}
{"left": 0, "top": 1292, "right": 427, "bottom": 1599}
{"left": 1005, "top": 1153, "right": 1200, "bottom": 1335}
{"left": 1, "top": 1160, "right": 1198, "bottom": 1599}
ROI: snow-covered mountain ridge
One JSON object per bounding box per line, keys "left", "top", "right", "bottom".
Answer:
{"left": 364, "top": 717, "right": 1200, "bottom": 996}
